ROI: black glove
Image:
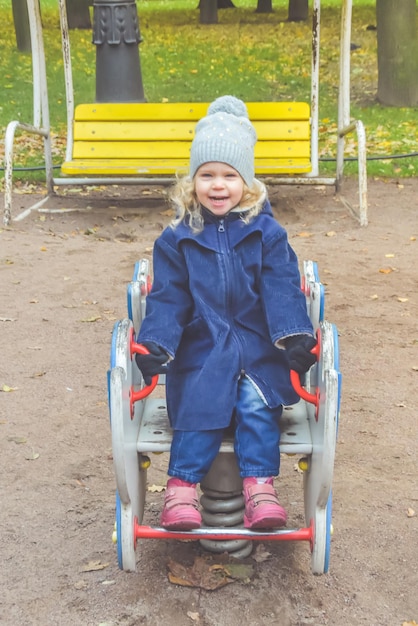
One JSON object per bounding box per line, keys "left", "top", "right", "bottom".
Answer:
{"left": 285, "top": 335, "right": 317, "bottom": 374}
{"left": 135, "top": 341, "right": 168, "bottom": 385}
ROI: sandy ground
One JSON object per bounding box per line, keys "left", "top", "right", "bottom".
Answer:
{"left": 1, "top": 178, "right": 417, "bottom": 626}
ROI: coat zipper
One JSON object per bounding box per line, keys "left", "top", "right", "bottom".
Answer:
{"left": 217, "top": 217, "right": 245, "bottom": 373}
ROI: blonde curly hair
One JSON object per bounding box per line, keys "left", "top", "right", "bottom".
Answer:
{"left": 169, "top": 175, "right": 267, "bottom": 234}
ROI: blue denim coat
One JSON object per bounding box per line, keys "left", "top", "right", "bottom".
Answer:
{"left": 138, "top": 201, "right": 314, "bottom": 430}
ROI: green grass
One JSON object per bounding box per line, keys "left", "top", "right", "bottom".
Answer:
{"left": 0, "top": 0, "right": 417, "bottom": 182}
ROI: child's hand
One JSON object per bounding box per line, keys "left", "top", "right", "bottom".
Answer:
{"left": 285, "top": 335, "right": 317, "bottom": 374}
{"left": 135, "top": 341, "right": 168, "bottom": 385}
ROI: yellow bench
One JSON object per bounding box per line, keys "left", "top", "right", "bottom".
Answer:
{"left": 61, "top": 102, "right": 312, "bottom": 178}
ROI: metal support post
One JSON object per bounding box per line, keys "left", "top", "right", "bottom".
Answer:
{"left": 200, "top": 452, "right": 252, "bottom": 558}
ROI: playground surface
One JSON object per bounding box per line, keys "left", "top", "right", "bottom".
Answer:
{"left": 1, "top": 177, "right": 417, "bottom": 626}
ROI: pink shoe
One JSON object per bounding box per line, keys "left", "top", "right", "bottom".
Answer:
{"left": 160, "top": 478, "right": 202, "bottom": 530}
{"left": 243, "top": 477, "right": 287, "bottom": 530}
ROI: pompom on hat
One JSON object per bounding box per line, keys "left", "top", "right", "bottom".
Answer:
{"left": 189, "top": 96, "right": 257, "bottom": 186}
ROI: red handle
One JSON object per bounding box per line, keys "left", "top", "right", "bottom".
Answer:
{"left": 290, "top": 369, "right": 318, "bottom": 406}
{"left": 290, "top": 341, "right": 320, "bottom": 410}
{"left": 130, "top": 334, "right": 159, "bottom": 402}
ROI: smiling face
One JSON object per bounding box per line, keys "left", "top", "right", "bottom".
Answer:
{"left": 194, "top": 162, "right": 245, "bottom": 217}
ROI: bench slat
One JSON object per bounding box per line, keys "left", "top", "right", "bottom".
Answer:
{"left": 61, "top": 157, "right": 312, "bottom": 176}
{"left": 74, "top": 101, "right": 310, "bottom": 122}
{"left": 72, "top": 140, "right": 310, "bottom": 160}
{"left": 73, "top": 120, "right": 311, "bottom": 142}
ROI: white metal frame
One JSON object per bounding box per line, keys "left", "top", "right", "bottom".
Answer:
{"left": 3, "top": 0, "right": 54, "bottom": 225}
{"left": 3, "top": 0, "right": 368, "bottom": 226}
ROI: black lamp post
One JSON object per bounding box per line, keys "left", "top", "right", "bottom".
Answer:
{"left": 93, "top": 0, "right": 146, "bottom": 102}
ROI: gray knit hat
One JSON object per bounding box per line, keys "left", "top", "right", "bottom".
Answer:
{"left": 189, "top": 96, "right": 257, "bottom": 186}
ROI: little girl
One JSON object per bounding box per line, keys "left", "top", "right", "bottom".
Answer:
{"left": 136, "top": 96, "right": 316, "bottom": 531}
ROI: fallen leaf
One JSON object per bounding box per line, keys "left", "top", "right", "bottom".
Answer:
{"left": 325, "top": 230, "right": 336, "bottom": 237}
{"left": 167, "top": 556, "right": 252, "bottom": 590}
{"left": 379, "top": 268, "right": 393, "bottom": 274}
{"left": 407, "top": 508, "right": 416, "bottom": 518}
{"left": 114, "top": 233, "right": 136, "bottom": 243}
{"left": 80, "top": 316, "right": 102, "bottom": 323}
{"left": 81, "top": 560, "right": 109, "bottom": 572}
{"left": 397, "top": 297, "right": 409, "bottom": 303}
{"left": 159, "top": 209, "right": 174, "bottom": 216}
{"left": 1, "top": 384, "right": 18, "bottom": 392}
{"left": 30, "top": 371, "right": 46, "bottom": 378}
{"left": 385, "top": 253, "right": 395, "bottom": 258}
{"left": 74, "top": 580, "right": 88, "bottom": 590}
{"left": 223, "top": 561, "right": 254, "bottom": 581}
{"left": 8, "top": 436, "right": 27, "bottom": 444}
{"left": 296, "top": 231, "right": 314, "bottom": 238}
{"left": 24, "top": 449, "right": 40, "bottom": 461}
{"left": 148, "top": 484, "right": 165, "bottom": 492}
{"left": 252, "top": 544, "right": 272, "bottom": 563}
{"left": 187, "top": 611, "right": 200, "bottom": 622}
{"left": 370, "top": 294, "right": 379, "bottom": 300}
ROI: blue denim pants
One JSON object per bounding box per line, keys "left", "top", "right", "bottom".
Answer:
{"left": 168, "top": 376, "right": 283, "bottom": 484}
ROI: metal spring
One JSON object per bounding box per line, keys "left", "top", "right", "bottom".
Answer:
{"left": 199, "top": 491, "right": 252, "bottom": 558}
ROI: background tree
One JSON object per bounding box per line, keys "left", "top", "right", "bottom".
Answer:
{"left": 288, "top": 0, "right": 308, "bottom": 22}
{"left": 12, "top": 0, "right": 32, "bottom": 51}
{"left": 199, "top": 0, "right": 218, "bottom": 24}
{"left": 255, "top": 0, "right": 273, "bottom": 14}
{"left": 376, "top": 0, "right": 418, "bottom": 106}
{"left": 66, "top": 0, "right": 91, "bottom": 29}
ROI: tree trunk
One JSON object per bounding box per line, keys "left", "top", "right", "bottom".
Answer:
{"left": 199, "top": 0, "right": 218, "bottom": 23}
{"left": 288, "top": 0, "right": 308, "bottom": 22}
{"left": 376, "top": 0, "right": 418, "bottom": 106}
{"left": 12, "top": 0, "right": 32, "bottom": 51}
{"left": 255, "top": 0, "right": 273, "bottom": 14}
{"left": 66, "top": 0, "right": 92, "bottom": 29}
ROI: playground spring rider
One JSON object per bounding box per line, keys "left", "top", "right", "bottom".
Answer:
{"left": 108, "top": 259, "right": 341, "bottom": 574}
